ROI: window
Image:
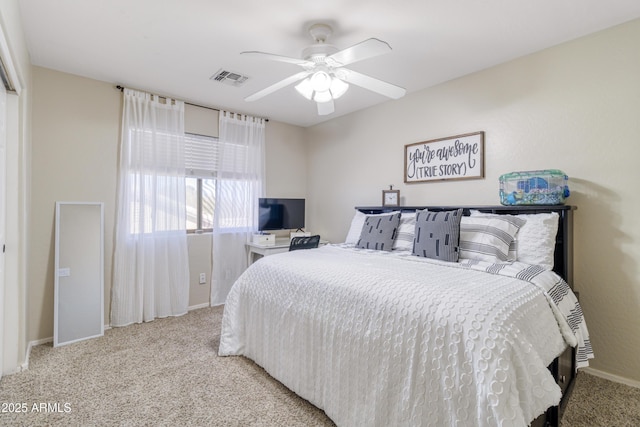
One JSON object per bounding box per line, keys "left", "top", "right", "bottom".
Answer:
{"left": 128, "top": 173, "right": 188, "bottom": 235}
{"left": 186, "top": 176, "right": 214, "bottom": 232}
{"left": 184, "top": 132, "right": 258, "bottom": 233}
{"left": 124, "top": 128, "right": 188, "bottom": 235}
{"left": 185, "top": 132, "right": 218, "bottom": 233}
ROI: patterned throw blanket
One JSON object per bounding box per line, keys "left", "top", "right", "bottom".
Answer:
{"left": 456, "top": 257, "right": 593, "bottom": 368}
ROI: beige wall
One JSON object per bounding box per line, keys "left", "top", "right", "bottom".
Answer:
{"left": 28, "top": 68, "right": 308, "bottom": 340}
{"left": 29, "top": 68, "right": 120, "bottom": 342}
{"left": 306, "top": 19, "right": 640, "bottom": 383}
{"left": 265, "top": 120, "right": 307, "bottom": 198}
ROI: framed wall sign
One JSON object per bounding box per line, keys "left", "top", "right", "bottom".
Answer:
{"left": 404, "top": 131, "right": 484, "bottom": 183}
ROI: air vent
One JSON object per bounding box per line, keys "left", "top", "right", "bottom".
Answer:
{"left": 210, "top": 69, "right": 249, "bottom": 87}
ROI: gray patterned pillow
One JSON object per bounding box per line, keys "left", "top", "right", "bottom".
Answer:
{"left": 413, "top": 209, "right": 463, "bottom": 262}
{"left": 356, "top": 212, "right": 401, "bottom": 251}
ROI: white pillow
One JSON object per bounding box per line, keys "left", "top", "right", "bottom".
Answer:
{"left": 459, "top": 215, "right": 525, "bottom": 262}
{"left": 344, "top": 211, "right": 366, "bottom": 244}
{"left": 470, "top": 211, "right": 559, "bottom": 269}
{"left": 393, "top": 212, "right": 416, "bottom": 251}
{"left": 514, "top": 212, "right": 559, "bottom": 269}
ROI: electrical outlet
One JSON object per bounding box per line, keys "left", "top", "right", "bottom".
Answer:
{"left": 199, "top": 273, "right": 206, "bottom": 284}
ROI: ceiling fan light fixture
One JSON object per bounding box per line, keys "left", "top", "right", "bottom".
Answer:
{"left": 329, "top": 77, "right": 349, "bottom": 99}
{"left": 243, "top": 22, "right": 405, "bottom": 116}
{"left": 296, "top": 73, "right": 349, "bottom": 104}
{"left": 310, "top": 70, "right": 332, "bottom": 92}
{"left": 313, "top": 90, "right": 332, "bottom": 103}
{"left": 294, "top": 77, "right": 314, "bottom": 100}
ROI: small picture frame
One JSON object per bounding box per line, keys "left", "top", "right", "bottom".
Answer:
{"left": 382, "top": 189, "right": 400, "bottom": 206}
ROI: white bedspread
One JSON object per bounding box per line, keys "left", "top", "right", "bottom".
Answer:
{"left": 219, "top": 245, "right": 590, "bottom": 427}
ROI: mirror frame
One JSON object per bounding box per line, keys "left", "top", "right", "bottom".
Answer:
{"left": 54, "top": 201, "right": 104, "bottom": 347}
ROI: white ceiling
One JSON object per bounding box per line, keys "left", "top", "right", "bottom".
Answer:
{"left": 18, "top": 0, "right": 640, "bottom": 127}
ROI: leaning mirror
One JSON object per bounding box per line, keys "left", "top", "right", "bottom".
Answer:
{"left": 54, "top": 202, "right": 104, "bottom": 347}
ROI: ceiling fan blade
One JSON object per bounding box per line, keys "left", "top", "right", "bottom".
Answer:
{"left": 317, "top": 99, "right": 334, "bottom": 116}
{"left": 340, "top": 69, "right": 406, "bottom": 99}
{"left": 241, "top": 51, "right": 314, "bottom": 67}
{"left": 245, "top": 71, "right": 312, "bottom": 102}
{"left": 326, "top": 38, "right": 391, "bottom": 67}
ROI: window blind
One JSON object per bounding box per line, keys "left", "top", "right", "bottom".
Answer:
{"left": 185, "top": 132, "right": 249, "bottom": 178}
{"left": 185, "top": 133, "right": 217, "bottom": 177}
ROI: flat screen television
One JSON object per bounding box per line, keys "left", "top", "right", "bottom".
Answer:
{"left": 258, "top": 198, "right": 305, "bottom": 231}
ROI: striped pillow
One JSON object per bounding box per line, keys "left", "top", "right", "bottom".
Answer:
{"left": 413, "top": 209, "right": 463, "bottom": 262}
{"left": 459, "top": 215, "right": 525, "bottom": 262}
{"left": 392, "top": 212, "right": 416, "bottom": 251}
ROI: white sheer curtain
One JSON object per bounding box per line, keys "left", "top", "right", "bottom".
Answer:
{"left": 111, "top": 89, "right": 190, "bottom": 327}
{"left": 210, "top": 111, "right": 265, "bottom": 305}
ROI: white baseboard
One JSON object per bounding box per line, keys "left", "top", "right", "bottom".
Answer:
{"left": 188, "top": 302, "right": 210, "bottom": 311}
{"left": 15, "top": 336, "right": 53, "bottom": 374}
{"left": 581, "top": 367, "right": 640, "bottom": 389}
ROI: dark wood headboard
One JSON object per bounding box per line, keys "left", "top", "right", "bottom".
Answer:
{"left": 355, "top": 205, "right": 576, "bottom": 288}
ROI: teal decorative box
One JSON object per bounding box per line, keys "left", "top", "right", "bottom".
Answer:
{"left": 499, "top": 169, "right": 570, "bottom": 205}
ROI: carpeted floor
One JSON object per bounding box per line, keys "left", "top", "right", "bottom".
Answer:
{"left": 561, "top": 370, "right": 640, "bottom": 427}
{"left": 0, "top": 306, "right": 638, "bottom": 426}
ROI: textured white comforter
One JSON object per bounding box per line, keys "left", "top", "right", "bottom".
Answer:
{"left": 219, "top": 245, "right": 586, "bottom": 427}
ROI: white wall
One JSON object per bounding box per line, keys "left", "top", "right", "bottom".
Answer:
{"left": 306, "top": 19, "right": 640, "bottom": 383}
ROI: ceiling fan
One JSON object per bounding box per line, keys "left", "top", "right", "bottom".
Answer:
{"left": 242, "top": 23, "right": 406, "bottom": 116}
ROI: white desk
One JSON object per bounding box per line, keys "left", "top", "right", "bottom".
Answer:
{"left": 246, "top": 238, "right": 291, "bottom": 265}
{"left": 246, "top": 238, "right": 328, "bottom": 265}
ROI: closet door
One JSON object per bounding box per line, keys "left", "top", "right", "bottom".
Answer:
{"left": 0, "top": 68, "right": 5, "bottom": 374}
{"left": 54, "top": 202, "right": 104, "bottom": 347}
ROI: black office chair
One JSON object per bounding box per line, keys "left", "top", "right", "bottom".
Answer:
{"left": 289, "top": 235, "right": 321, "bottom": 251}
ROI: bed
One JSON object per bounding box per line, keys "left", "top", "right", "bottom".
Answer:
{"left": 219, "top": 205, "right": 593, "bottom": 427}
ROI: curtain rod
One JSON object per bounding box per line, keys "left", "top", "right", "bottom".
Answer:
{"left": 115, "top": 85, "right": 268, "bottom": 121}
